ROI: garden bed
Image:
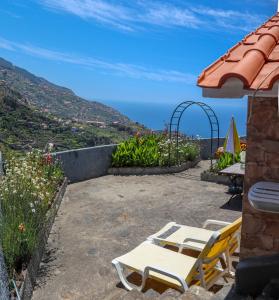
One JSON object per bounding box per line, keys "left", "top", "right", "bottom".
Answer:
{"left": 17, "top": 177, "right": 68, "bottom": 300}
{"left": 200, "top": 170, "right": 231, "bottom": 185}
{"left": 200, "top": 170, "right": 243, "bottom": 187}
{"left": 109, "top": 158, "right": 200, "bottom": 176}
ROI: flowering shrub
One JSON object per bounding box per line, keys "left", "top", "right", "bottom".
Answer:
{"left": 211, "top": 151, "right": 241, "bottom": 172}
{"left": 215, "top": 147, "right": 224, "bottom": 158}
{"left": 158, "top": 136, "right": 200, "bottom": 166}
{"left": 112, "top": 133, "right": 199, "bottom": 167}
{"left": 213, "top": 142, "right": 247, "bottom": 172}
{"left": 240, "top": 142, "right": 247, "bottom": 151}
{"left": 0, "top": 150, "right": 64, "bottom": 275}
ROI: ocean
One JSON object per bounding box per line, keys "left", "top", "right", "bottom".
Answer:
{"left": 102, "top": 99, "right": 248, "bottom": 138}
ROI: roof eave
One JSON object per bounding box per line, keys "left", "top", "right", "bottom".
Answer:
{"left": 201, "top": 77, "right": 279, "bottom": 98}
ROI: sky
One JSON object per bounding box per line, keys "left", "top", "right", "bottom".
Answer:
{"left": 0, "top": 0, "right": 277, "bottom": 104}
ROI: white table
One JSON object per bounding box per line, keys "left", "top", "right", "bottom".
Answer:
{"left": 219, "top": 163, "right": 245, "bottom": 176}
{"left": 219, "top": 163, "right": 245, "bottom": 205}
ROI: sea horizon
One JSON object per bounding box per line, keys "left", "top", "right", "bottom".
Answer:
{"left": 101, "top": 98, "right": 248, "bottom": 139}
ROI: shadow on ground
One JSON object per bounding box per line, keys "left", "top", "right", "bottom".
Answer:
{"left": 221, "top": 194, "right": 242, "bottom": 212}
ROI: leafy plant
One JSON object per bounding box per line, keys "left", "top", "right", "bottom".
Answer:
{"left": 213, "top": 152, "right": 241, "bottom": 172}
{"left": 112, "top": 133, "right": 200, "bottom": 167}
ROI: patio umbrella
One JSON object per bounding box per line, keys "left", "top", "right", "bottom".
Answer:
{"left": 224, "top": 117, "right": 241, "bottom": 155}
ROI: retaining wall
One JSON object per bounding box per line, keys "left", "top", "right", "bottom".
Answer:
{"left": 52, "top": 137, "right": 247, "bottom": 183}
{"left": 0, "top": 151, "right": 4, "bottom": 176}
{"left": 53, "top": 144, "right": 117, "bottom": 183}
{"left": 198, "top": 137, "right": 225, "bottom": 159}
{"left": 198, "top": 136, "right": 246, "bottom": 159}
{"left": 109, "top": 158, "right": 200, "bottom": 176}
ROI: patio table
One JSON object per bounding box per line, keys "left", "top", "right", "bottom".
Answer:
{"left": 219, "top": 163, "right": 245, "bottom": 205}
{"left": 220, "top": 163, "right": 245, "bottom": 176}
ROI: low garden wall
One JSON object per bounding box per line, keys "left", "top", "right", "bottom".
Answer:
{"left": 198, "top": 136, "right": 246, "bottom": 159}
{"left": 1, "top": 137, "right": 247, "bottom": 184}
{"left": 198, "top": 137, "right": 225, "bottom": 159}
{"left": 52, "top": 137, "right": 243, "bottom": 181}
{"left": 109, "top": 158, "right": 200, "bottom": 176}
{"left": 19, "top": 178, "right": 68, "bottom": 300}
{"left": 53, "top": 144, "right": 117, "bottom": 183}
{"left": 0, "top": 228, "right": 9, "bottom": 299}
{"left": 200, "top": 170, "right": 231, "bottom": 185}
{"left": 0, "top": 151, "right": 4, "bottom": 176}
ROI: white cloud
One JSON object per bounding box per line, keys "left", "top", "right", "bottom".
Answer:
{"left": 135, "top": 1, "right": 201, "bottom": 29}
{"left": 38, "top": 0, "right": 137, "bottom": 31}
{"left": 37, "top": 0, "right": 266, "bottom": 32}
{"left": 0, "top": 37, "right": 196, "bottom": 84}
{"left": 190, "top": 6, "right": 264, "bottom": 32}
{"left": 0, "top": 38, "right": 15, "bottom": 51}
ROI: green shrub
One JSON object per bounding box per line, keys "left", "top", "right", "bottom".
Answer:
{"left": 112, "top": 134, "right": 160, "bottom": 167}
{"left": 112, "top": 133, "right": 200, "bottom": 167}
{"left": 0, "top": 150, "right": 64, "bottom": 275}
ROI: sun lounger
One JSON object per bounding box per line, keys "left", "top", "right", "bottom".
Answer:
{"left": 112, "top": 219, "right": 241, "bottom": 293}
{"left": 147, "top": 217, "right": 241, "bottom": 273}
{"left": 148, "top": 217, "right": 241, "bottom": 252}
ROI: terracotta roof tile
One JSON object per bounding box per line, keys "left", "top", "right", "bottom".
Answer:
{"left": 197, "top": 13, "right": 279, "bottom": 90}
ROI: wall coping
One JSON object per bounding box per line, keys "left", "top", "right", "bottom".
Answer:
{"left": 53, "top": 144, "right": 118, "bottom": 155}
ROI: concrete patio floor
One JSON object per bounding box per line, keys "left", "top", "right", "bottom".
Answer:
{"left": 32, "top": 161, "right": 242, "bottom": 300}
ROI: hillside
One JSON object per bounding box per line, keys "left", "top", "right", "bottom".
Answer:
{"left": 0, "top": 57, "right": 131, "bottom": 124}
{"left": 0, "top": 81, "right": 137, "bottom": 153}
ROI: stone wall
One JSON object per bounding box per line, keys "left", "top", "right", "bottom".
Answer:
{"left": 240, "top": 96, "right": 279, "bottom": 259}
{"left": 198, "top": 137, "right": 224, "bottom": 160}
{"left": 198, "top": 136, "right": 246, "bottom": 159}
{"left": 53, "top": 144, "right": 117, "bottom": 183}
{"left": 0, "top": 151, "right": 4, "bottom": 176}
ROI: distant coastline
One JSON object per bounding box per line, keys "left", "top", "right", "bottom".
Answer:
{"left": 101, "top": 99, "right": 248, "bottom": 138}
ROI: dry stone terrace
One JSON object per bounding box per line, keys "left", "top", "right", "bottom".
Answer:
{"left": 32, "top": 161, "right": 241, "bottom": 300}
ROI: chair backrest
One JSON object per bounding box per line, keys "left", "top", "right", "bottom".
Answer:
{"left": 186, "top": 217, "right": 242, "bottom": 286}
{"left": 219, "top": 217, "right": 242, "bottom": 237}
{"left": 187, "top": 217, "right": 242, "bottom": 278}
{"left": 202, "top": 217, "right": 242, "bottom": 260}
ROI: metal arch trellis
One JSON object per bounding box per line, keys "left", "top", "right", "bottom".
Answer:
{"left": 168, "top": 101, "right": 220, "bottom": 167}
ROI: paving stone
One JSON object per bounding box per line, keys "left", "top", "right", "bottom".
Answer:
{"left": 180, "top": 286, "right": 213, "bottom": 300}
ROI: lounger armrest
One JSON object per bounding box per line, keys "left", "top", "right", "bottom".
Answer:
{"left": 147, "top": 236, "right": 165, "bottom": 243}
{"left": 143, "top": 265, "right": 188, "bottom": 292}
{"left": 202, "top": 251, "right": 225, "bottom": 264}
{"left": 183, "top": 237, "right": 207, "bottom": 244}
{"left": 202, "top": 219, "right": 231, "bottom": 229}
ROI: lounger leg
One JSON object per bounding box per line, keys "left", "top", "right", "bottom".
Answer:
{"left": 225, "top": 250, "right": 235, "bottom": 277}
{"left": 112, "top": 260, "right": 148, "bottom": 292}
{"left": 144, "top": 266, "right": 188, "bottom": 293}
{"left": 197, "top": 263, "right": 207, "bottom": 289}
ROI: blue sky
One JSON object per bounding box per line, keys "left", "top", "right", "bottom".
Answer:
{"left": 0, "top": 0, "right": 276, "bottom": 104}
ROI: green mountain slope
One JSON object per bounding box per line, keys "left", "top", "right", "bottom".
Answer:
{"left": 0, "top": 82, "right": 137, "bottom": 153}
{"left": 0, "top": 57, "right": 130, "bottom": 124}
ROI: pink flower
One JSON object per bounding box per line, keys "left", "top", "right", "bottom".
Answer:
{"left": 44, "top": 153, "right": 52, "bottom": 165}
